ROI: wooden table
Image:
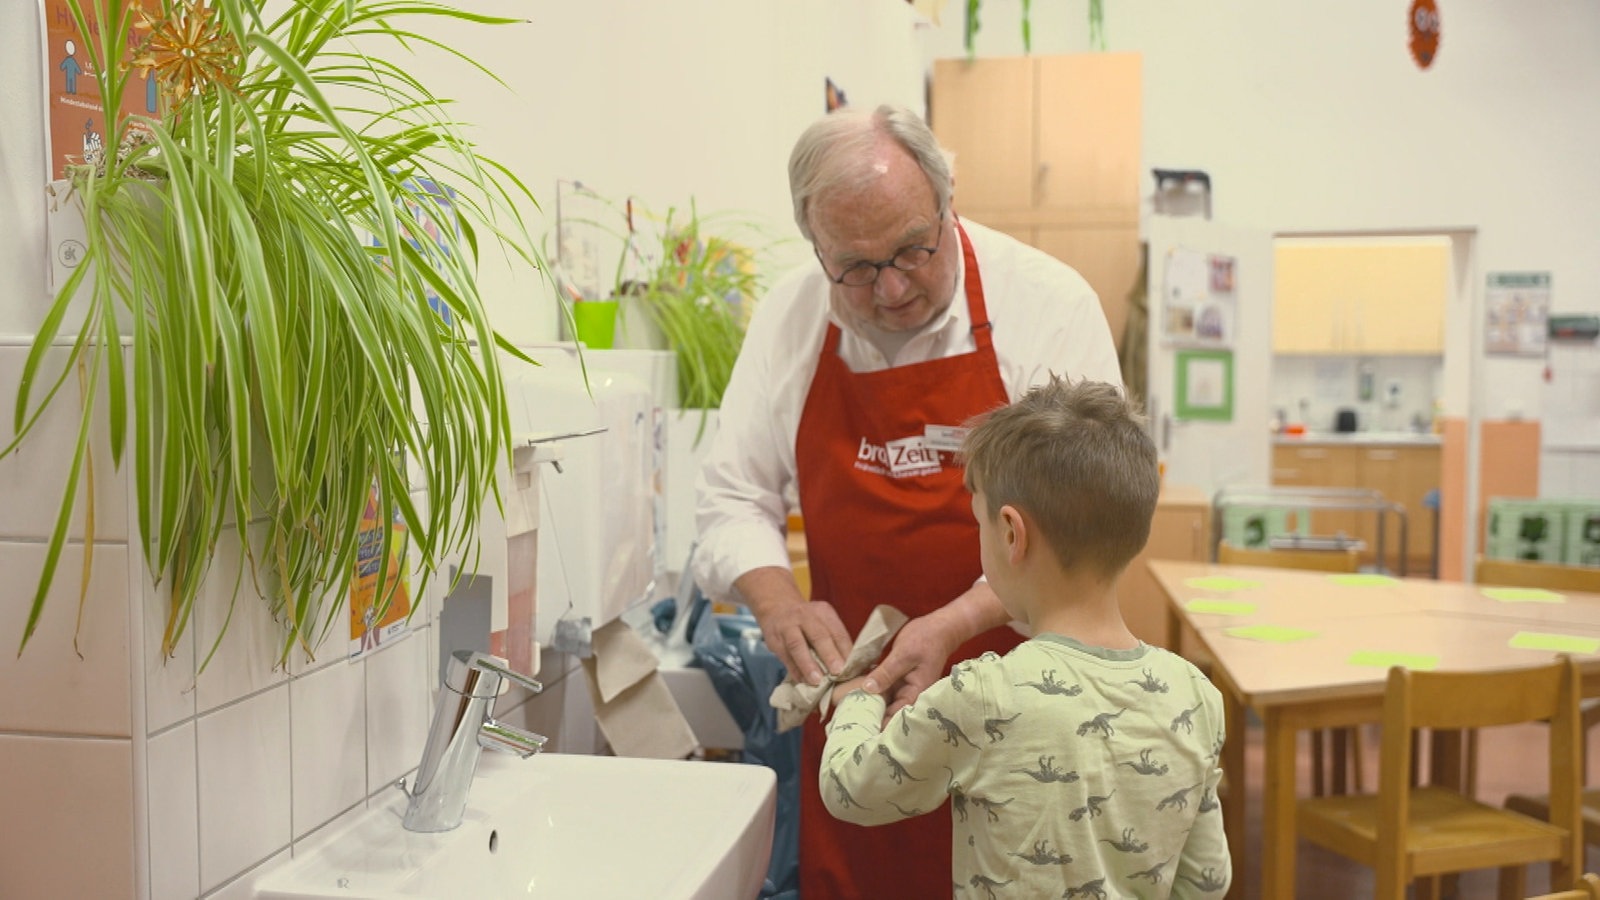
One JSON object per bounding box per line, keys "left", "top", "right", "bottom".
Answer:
{"left": 1151, "top": 560, "right": 1600, "bottom": 899}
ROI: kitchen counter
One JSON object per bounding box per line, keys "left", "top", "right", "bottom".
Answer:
{"left": 1273, "top": 431, "right": 1441, "bottom": 447}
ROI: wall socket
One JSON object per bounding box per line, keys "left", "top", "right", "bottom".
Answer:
{"left": 1384, "top": 378, "right": 1403, "bottom": 409}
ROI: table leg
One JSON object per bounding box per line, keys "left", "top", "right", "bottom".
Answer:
{"left": 1262, "top": 708, "right": 1299, "bottom": 900}
{"left": 1221, "top": 685, "right": 1247, "bottom": 900}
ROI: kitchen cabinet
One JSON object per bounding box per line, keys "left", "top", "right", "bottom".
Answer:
{"left": 1271, "top": 441, "right": 1440, "bottom": 573}
{"left": 1121, "top": 485, "right": 1211, "bottom": 649}
{"left": 1272, "top": 240, "right": 1450, "bottom": 355}
{"left": 931, "top": 53, "right": 1141, "bottom": 344}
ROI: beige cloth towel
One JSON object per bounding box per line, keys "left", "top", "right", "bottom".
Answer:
{"left": 770, "top": 604, "right": 908, "bottom": 733}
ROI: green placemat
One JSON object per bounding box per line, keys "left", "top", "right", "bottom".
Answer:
{"left": 1482, "top": 587, "right": 1566, "bottom": 604}
{"left": 1223, "top": 624, "right": 1319, "bottom": 644}
{"left": 1347, "top": 650, "right": 1439, "bottom": 670}
{"left": 1184, "top": 599, "right": 1257, "bottom": 616}
{"left": 1327, "top": 573, "right": 1401, "bottom": 587}
{"left": 1184, "top": 576, "right": 1262, "bottom": 592}
{"left": 1508, "top": 631, "right": 1600, "bottom": 654}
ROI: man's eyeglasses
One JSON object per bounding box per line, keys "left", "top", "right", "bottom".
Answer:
{"left": 814, "top": 212, "right": 946, "bottom": 288}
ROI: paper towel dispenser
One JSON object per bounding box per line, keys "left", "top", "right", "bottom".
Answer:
{"left": 501, "top": 348, "right": 658, "bottom": 649}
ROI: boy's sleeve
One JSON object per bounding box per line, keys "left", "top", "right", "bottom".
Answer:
{"left": 818, "top": 674, "right": 979, "bottom": 827}
{"left": 1171, "top": 680, "right": 1232, "bottom": 897}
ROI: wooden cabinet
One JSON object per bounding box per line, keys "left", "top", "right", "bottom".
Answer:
{"left": 931, "top": 54, "right": 1141, "bottom": 345}
{"left": 1121, "top": 485, "right": 1211, "bottom": 649}
{"left": 1272, "top": 240, "right": 1450, "bottom": 355}
{"left": 1270, "top": 442, "right": 1440, "bottom": 574}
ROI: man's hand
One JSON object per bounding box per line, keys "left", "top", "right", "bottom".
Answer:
{"left": 735, "top": 566, "right": 851, "bottom": 686}
{"left": 830, "top": 675, "right": 880, "bottom": 709}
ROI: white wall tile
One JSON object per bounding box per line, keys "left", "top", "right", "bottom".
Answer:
{"left": 290, "top": 658, "right": 367, "bottom": 837}
{"left": 147, "top": 723, "right": 200, "bottom": 900}
{"left": 196, "top": 686, "right": 291, "bottom": 892}
{"left": 194, "top": 524, "right": 287, "bottom": 715}
{"left": 0, "top": 734, "right": 136, "bottom": 899}
{"left": 285, "top": 584, "right": 349, "bottom": 679}
{"left": 198, "top": 849, "right": 288, "bottom": 900}
{"left": 0, "top": 541, "right": 132, "bottom": 737}
{"left": 142, "top": 567, "right": 197, "bottom": 736}
{"left": 363, "top": 628, "right": 431, "bottom": 794}
{"left": 0, "top": 344, "right": 131, "bottom": 542}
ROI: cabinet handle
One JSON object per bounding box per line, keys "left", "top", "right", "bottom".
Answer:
{"left": 1366, "top": 449, "right": 1398, "bottom": 461}
{"left": 1298, "top": 448, "right": 1328, "bottom": 459}
{"left": 1273, "top": 468, "right": 1301, "bottom": 480}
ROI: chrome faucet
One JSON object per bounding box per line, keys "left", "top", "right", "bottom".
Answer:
{"left": 400, "top": 649, "right": 547, "bottom": 832}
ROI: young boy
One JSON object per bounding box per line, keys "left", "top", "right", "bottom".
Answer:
{"left": 820, "top": 377, "right": 1230, "bottom": 898}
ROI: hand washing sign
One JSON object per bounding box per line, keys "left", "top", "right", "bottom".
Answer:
{"left": 349, "top": 486, "right": 413, "bottom": 658}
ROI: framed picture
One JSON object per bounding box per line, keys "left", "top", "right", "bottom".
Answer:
{"left": 1174, "top": 349, "right": 1234, "bottom": 422}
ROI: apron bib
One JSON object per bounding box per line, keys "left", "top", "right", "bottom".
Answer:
{"left": 794, "top": 222, "right": 1020, "bottom": 899}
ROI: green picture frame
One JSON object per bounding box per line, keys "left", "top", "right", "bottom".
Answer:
{"left": 1174, "top": 349, "right": 1234, "bottom": 422}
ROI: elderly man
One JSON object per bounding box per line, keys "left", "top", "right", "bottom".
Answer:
{"left": 694, "top": 103, "right": 1123, "bottom": 898}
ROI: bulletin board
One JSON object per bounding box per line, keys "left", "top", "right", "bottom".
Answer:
{"left": 1161, "top": 246, "right": 1237, "bottom": 349}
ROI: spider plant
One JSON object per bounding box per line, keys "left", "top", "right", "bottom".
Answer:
{"left": 9, "top": 0, "right": 542, "bottom": 666}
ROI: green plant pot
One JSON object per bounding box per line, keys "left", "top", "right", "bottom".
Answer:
{"left": 573, "top": 300, "right": 619, "bottom": 349}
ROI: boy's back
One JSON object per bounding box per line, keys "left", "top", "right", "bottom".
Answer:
{"left": 822, "top": 634, "right": 1229, "bottom": 898}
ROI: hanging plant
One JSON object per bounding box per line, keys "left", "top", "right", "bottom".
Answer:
{"left": 11, "top": 0, "right": 542, "bottom": 666}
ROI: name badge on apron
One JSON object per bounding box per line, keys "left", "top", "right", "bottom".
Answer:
{"left": 923, "top": 424, "right": 969, "bottom": 454}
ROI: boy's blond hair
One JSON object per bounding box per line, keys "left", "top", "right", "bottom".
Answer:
{"left": 962, "top": 377, "right": 1159, "bottom": 578}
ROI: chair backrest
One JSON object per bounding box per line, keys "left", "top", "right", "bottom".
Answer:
{"left": 1475, "top": 557, "right": 1600, "bottom": 594}
{"left": 1527, "top": 872, "right": 1600, "bottom": 899}
{"left": 1379, "top": 658, "right": 1584, "bottom": 868}
{"left": 1217, "top": 540, "right": 1361, "bottom": 573}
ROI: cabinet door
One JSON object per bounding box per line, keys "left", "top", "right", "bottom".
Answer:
{"left": 1349, "top": 243, "right": 1449, "bottom": 354}
{"left": 1122, "top": 503, "right": 1210, "bottom": 648}
{"left": 931, "top": 57, "right": 1036, "bottom": 212}
{"left": 1033, "top": 224, "right": 1140, "bottom": 345}
{"left": 1359, "top": 446, "right": 1440, "bottom": 574}
{"left": 1272, "top": 244, "right": 1345, "bottom": 353}
{"left": 1270, "top": 445, "right": 1362, "bottom": 541}
{"left": 1035, "top": 54, "right": 1142, "bottom": 216}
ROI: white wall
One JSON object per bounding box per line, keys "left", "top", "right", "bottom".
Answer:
{"left": 0, "top": 2, "right": 926, "bottom": 898}
{"left": 922, "top": 0, "right": 1600, "bottom": 497}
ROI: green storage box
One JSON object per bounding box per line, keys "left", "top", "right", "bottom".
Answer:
{"left": 1222, "top": 505, "right": 1311, "bottom": 549}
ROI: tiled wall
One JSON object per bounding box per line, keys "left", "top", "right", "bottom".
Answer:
{"left": 1271, "top": 354, "right": 1443, "bottom": 435}
{"left": 0, "top": 341, "right": 598, "bottom": 899}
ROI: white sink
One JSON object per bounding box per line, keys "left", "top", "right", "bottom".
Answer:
{"left": 254, "top": 752, "right": 776, "bottom": 900}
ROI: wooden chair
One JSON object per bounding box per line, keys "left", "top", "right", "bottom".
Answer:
{"left": 1296, "top": 658, "right": 1584, "bottom": 900}
{"left": 1217, "top": 539, "right": 1366, "bottom": 794}
{"left": 1527, "top": 872, "right": 1600, "bottom": 899}
{"left": 1467, "top": 557, "right": 1600, "bottom": 793}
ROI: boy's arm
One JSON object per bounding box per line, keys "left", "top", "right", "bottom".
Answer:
{"left": 818, "top": 675, "right": 973, "bottom": 827}
{"left": 1171, "top": 693, "right": 1232, "bottom": 897}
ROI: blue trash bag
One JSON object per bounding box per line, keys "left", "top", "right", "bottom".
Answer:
{"left": 681, "top": 587, "right": 800, "bottom": 900}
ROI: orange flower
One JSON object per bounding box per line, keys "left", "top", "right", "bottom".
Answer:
{"left": 130, "top": 0, "right": 242, "bottom": 102}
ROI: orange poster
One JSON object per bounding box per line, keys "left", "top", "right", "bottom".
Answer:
{"left": 42, "top": 0, "right": 163, "bottom": 181}
{"left": 349, "top": 487, "right": 413, "bottom": 658}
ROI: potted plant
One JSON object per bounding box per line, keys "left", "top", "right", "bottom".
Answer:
{"left": 552, "top": 193, "right": 779, "bottom": 439}
{"left": 9, "top": 0, "right": 542, "bottom": 665}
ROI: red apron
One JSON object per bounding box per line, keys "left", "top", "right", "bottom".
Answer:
{"left": 795, "top": 222, "right": 1021, "bottom": 899}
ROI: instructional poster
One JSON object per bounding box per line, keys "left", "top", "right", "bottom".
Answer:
{"left": 41, "top": 0, "right": 163, "bottom": 291}
{"left": 41, "top": 0, "right": 163, "bottom": 181}
{"left": 1485, "top": 271, "right": 1551, "bottom": 356}
{"left": 349, "top": 487, "right": 413, "bottom": 658}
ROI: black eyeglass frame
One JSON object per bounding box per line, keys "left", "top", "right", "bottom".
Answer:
{"left": 812, "top": 209, "right": 948, "bottom": 288}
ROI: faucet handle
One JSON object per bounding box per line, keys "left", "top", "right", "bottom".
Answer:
{"left": 446, "top": 650, "right": 544, "bottom": 697}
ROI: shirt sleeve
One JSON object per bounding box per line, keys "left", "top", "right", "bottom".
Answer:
{"left": 1171, "top": 680, "right": 1232, "bottom": 897}
{"left": 818, "top": 675, "right": 982, "bottom": 827}
{"left": 691, "top": 274, "right": 812, "bottom": 600}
